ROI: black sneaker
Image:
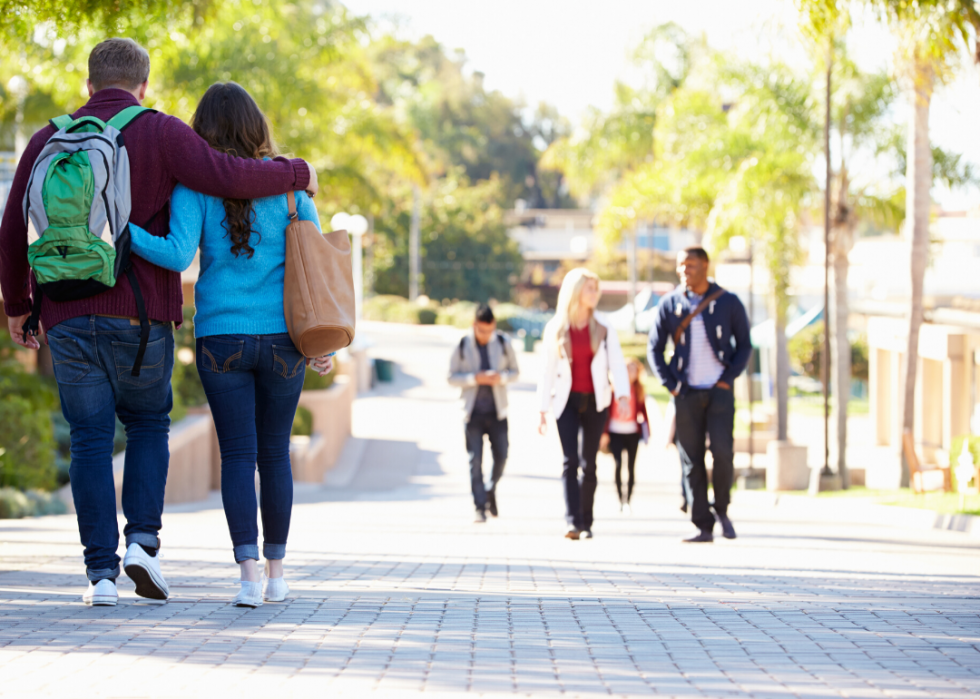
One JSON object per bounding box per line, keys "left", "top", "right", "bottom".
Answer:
{"left": 718, "top": 514, "right": 736, "bottom": 539}
{"left": 682, "top": 530, "right": 714, "bottom": 543}
{"left": 474, "top": 510, "right": 487, "bottom": 523}
{"left": 487, "top": 491, "right": 498, "bottom": 517}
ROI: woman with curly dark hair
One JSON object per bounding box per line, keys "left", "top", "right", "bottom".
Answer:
{"left": 128, "top": 82, "right": 332, "bottom": 607}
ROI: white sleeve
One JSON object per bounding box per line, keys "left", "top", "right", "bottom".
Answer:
{"left": 536, "top": 324, "right": 559, "bottom": 413}
{"left": 605, "top": 321, "right": 631, "bottom": 399}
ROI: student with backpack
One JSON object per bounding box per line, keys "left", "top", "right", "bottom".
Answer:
{"left": 0, "top": 38, "right": 318, "bottom": 607}
{"left": 602, "top": 357, "right": 649, "bottom": 514}
{"left": 448, "top": 304, "right": 520, "bottom": 523}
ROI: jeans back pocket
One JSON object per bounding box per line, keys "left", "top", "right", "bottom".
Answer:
{"left": 49, "top": 334, "right": 91, "bottom": 384}
{"left": 272, "top": 344, "right": 306, "bottom": 380}
{"left": 112, "top": 337, "right": 167, "bottom": 387}
{"left": 199, "top": 337, "right": 245, "bottom": 374}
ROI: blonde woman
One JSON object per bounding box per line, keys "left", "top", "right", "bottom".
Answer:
{"left": 536, "top": 269, "right": 630, "bottom": 539}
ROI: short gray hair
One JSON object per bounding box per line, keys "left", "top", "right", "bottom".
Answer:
{"left": 88, "top": 38, "right": 150, "bottom": 91}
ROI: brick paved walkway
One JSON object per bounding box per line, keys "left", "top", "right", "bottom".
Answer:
{"left": 1, "top": 322, "right": 978, "bottom": 698}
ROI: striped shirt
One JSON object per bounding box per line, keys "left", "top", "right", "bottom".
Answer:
{"left": 685, "top": 292, "right": 725, "bottom": 389}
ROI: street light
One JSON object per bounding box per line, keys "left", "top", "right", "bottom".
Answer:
{"left": 330, "top": 212, "right": 369, "bottom": 323}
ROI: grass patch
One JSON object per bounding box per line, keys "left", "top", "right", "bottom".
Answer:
{"left": 813, "top": 486, "right": 980, "bottom": 516}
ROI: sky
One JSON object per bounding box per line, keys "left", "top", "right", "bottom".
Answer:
{"left": 343, "top": 0, "right": 980, "bottom": 211}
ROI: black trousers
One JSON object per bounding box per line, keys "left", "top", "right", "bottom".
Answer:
{"left": 556, "top": 393, "right": 608, "bottom": 531}
{"left": 466, "top": 412, "right": 508, "bottom": 512}
{"left": 674, "top": 387, "right": 735, "bottom": 532}
{"left": 609, "top": 432, "right": 640, "bottom": 503}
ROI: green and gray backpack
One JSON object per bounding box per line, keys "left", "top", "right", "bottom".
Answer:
{"left": 22, "top": 105, "right": 155, "bottom": 375}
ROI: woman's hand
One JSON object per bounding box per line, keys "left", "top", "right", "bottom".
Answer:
{"left": 538, "top": 412, "right": 548, "bottom": 436}
{"left": 311, "top": 354, "right": 334, "bottom": 376}
{"left": 617, "top": 396, "right": 630, "bottom": 413}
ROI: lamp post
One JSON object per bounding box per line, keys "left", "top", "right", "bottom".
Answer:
{"left": 330, "top": 212, "right": 369, "bottom": 323}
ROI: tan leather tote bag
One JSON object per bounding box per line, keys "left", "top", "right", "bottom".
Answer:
{"left": 283, "top": 191, "right": 355, "bottom": 357}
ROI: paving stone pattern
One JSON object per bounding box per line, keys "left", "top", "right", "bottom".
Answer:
{"left": 1, "top": 322, "right": 978, "bottom": 698}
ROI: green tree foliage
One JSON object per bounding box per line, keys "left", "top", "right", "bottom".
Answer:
{"left": 372, "top": 172, "right": 522, "bottom": 303}
{"left": 541, "top": 23, "right": 695, "bottom": 204}
{"left": 370, "top": 35, "right": 572, "bottom": 209}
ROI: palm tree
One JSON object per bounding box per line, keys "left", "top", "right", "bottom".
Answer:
{"left": 799, "top": 0, "right": 979, "bottom": 485}
{"left": 874, "top": 0, "right": 978, "bottom": 484}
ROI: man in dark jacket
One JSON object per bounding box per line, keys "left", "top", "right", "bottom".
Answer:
{"left": 0, "top": 38, "right": 317, "bottom": 605}
{"left": 648, "top": 247, "right": 751, "bottom": 543}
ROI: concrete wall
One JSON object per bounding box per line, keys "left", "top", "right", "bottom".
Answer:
{"left": 868, "top": 316, "right": 979, "bottom": 481}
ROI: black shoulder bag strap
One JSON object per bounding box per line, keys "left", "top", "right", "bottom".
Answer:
{"left": 22, "top": 288, "right": 44, "bottom": 342}
{"left": 672, "top": 288, "right": 726, "bottom": 346}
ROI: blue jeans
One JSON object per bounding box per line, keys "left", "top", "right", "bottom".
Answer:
{"left": 465, "top": 412, "right": 508, "bottom": 512}
{"left": 674, "top": 386, "right": 735, "bottom": 532}
{"left": 47, "top": 315, "right": 174, "bottom": 582}
{"left": 556, "top": 393, "right": 608, "bottom": 532}
{"left": 196, "top": 334, "right": 304, "bottom": 563}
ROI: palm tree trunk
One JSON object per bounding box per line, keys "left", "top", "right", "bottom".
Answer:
{"left": 774, "top": 298, "right": 790, "bottom": 441}
{"left": 899, "top": 63, "right": 933, "bottom": 488}
{"left": 831, "top": 242, "right": 850, "bottom": 487}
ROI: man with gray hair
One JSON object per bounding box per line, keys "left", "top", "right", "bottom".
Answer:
{"left": 0, "top": 37, "right": 319, "bottom": 606}
{"left": 448, "top": 304, "right": 520, "bottom": 522}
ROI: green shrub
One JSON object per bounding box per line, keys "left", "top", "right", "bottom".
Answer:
{"left": 24, "top": 488, "right": 67, "bottom": 516}
{"left": 490, "top": 303, "right": 524, "bottom": 332}
{"left": 0, "top": 488, "right": 31, "bottom": 519}
{"left": 436, "top": 301, "right": 477, "bottom": 328}
{"left": 0, "top": 487, "right": 67, "bottom": 519}
{"left": 950, "top": 436, "right": 980, "bottom": 492}
{"left": 292, "top": 406, "right": 314, "bottom": 437}
{"left": 788, "top": 322, "right": 870, "bottom": 382}
{"left": 303, "top": 364, "right": 336, "bottom": 392}
{"left": 170, "top": 306, "right": 208, "bottom": 423}
{"left": 417, "top": 308, "right": 438, "bottom": 324}
{"left": 0, "top": 334, "right": 59, "bottom": 492}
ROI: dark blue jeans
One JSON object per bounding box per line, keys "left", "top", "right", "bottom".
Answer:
{"left": 465, "top": 412, "right": 508, "bottom": 512}
{"left": 196, "top": 334, "right": 304, "bottom": 563}
{"left": 674, "top": 386, "right": 735, "bottom": 532}
{"left": 47, "top": 315, "right": 174, "bottom": 582}
{"left": 556, "top": 393, "right": 608, "bottom": 531}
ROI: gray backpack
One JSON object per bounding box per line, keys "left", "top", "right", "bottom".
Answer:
{"left": 22, "top": 105, "right": 155, "bottom": 375}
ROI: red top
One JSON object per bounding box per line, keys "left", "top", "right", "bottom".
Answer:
{"left": 605, "top": 383, "right": 650, "bottom": 433}
{"left": 569, "top": 325, "right": 594, "bottom": 393}
{"left": 610, "top": 384, "right": 637, "bottom": 422}
{"left": 0, "top": 89, "right": 311, "bottom": 330}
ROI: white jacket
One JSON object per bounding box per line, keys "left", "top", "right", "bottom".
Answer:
{"left": 536, "top": 312, "right": 631, "bottom": 417}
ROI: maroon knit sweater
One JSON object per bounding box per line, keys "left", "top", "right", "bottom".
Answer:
{"left": 0, "top": 89, "right": 311, "bottom": 330}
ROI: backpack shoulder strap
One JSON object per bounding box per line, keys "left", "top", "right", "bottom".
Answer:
{"left": 49, "top": 115, "right": 74, "bottom": 131}
{"left": 672, "top": 287, "right": 726, "bottom": 346}
{"left": 497, "top": 332, "right": 506, "bottom": 350}
{"left": 106, "top": 106, "right": 156, "bottom": 132}
{"left": 459, "top": 336, "right": 467, "bottom": 360}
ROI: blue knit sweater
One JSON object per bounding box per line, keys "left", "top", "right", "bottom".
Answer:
{"left": 128, "top": 183, "right": 321, "bottom": 338}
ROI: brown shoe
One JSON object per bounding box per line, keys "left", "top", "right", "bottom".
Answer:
{"left": 682, "top": 530, "right": 714, "bottom": 543}
{"left": 565, "top": 528, "right": 581, "bottom": 540}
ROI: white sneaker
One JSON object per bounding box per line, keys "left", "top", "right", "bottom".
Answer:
{"left": 264, "top": 576, "right": 289, "bottom": 602}
{"left": 123, "top": 543, "right": 169, "bottom": 600}
{"left": 233, "top": 581, "right": 263, "bottom": 608}
{"left": 83, "top": 579, "right": 118, "bottom": 606}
